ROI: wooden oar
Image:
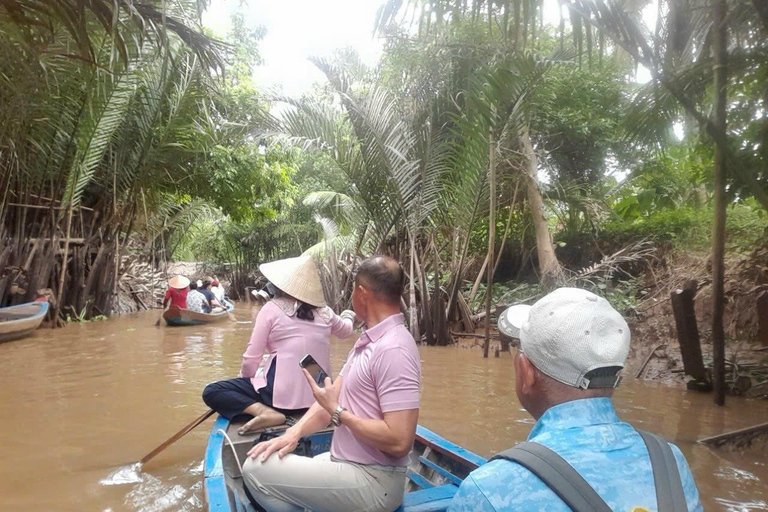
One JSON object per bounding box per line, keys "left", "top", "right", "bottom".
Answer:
{"left": 140, "top": 409, "right": 215, "bottom": 465}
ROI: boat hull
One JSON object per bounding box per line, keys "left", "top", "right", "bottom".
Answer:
{"left": 163, "top": 300, "right": 234, "bottom": 326}
{"left": 203, "top": 415, "right": 486, "bottom": 512}
{"left": 0, "top": 301, "right": 49, "bottom": 343}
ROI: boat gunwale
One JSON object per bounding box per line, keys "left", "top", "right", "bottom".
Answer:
{"left": 0, "top": 301, "right": 49, "bottom": 342}
{"left": 202, "top": 417, "right": 487, "bottom": 512}
{"left": 164, "top": 300, "right": 234, "bottom": 326}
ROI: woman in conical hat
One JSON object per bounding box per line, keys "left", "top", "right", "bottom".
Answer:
{"left": 163, "top": 275, "right": 190, "bottom": 310}
{"left": 202, "top": 254, "right": 357, "bottom": 434}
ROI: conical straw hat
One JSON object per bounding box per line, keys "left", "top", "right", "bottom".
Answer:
{"left": 259, "top": 255, "right": 326, "bottom": 307}
{"left": 168, "top": 275, "right": 190, "bottom": 289}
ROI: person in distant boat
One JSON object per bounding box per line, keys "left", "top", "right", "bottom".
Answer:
{"left": 163, "top": 275, "right": 189, "bottom": 310}
{"left": 198, "top": 278, "right": 224, "bottom": 312}
{"left": 242, "top": 256, "right": 420, "bottom": 512}
{"left": 448, "top": 288, "right": 703, "bottom": 512}
{"left": 202, "top": 254, "right": 356, "bottom": 435}
{"left": 186, "top": 281, "right": 208, "bottom": 313}
{"left": 211, "top": 278, "right": 226, "bottom": 303}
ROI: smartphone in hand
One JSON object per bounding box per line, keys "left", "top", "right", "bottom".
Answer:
{"left": 299, "top": 354, "right": 330, "bottom": 388}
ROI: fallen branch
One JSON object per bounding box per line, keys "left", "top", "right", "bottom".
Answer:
{"left": 699, "top": 421, "right": 768, "bottom": 449}
{"left": 635, "top": 343, "right": 667, "bottom": 379}
{"left": 451, "top": 331, "right": 500, "bottom": 339}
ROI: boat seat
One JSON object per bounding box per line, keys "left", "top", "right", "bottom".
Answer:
{"left": 399, "top": 484, "right": 459, "bottom": 512}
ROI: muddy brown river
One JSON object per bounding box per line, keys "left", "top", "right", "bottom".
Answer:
{"left": 1, "top": 304, "right": 766, "bottom": 511}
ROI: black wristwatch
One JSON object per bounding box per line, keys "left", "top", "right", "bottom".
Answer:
{"left": 331, "top": 405, "right": 346, "bottom": 427}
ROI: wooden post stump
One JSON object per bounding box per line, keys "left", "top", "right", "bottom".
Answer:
{"left": 757, "top": 291, "right": 768, "bottom": 347}
{"left": 670, "top": 280, "right": 711, "bottom": 390}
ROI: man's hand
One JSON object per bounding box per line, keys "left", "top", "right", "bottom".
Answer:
{"left": 302, "top": 369, "right": 342, "bottom": 415}
{"left": 247, "top": 429, "right": 300, "bottom": 462}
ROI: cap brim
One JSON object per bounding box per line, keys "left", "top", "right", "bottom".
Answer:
{"left": 497, "top": 304, "right": 532, "bottom": 338}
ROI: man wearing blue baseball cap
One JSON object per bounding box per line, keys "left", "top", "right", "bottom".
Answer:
{"left": 449, "top": 287, "right": 703, "bottom": 512}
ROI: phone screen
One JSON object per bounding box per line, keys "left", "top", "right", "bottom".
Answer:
{"left": 299, "top": 354, "right": 329, "bottom": 388}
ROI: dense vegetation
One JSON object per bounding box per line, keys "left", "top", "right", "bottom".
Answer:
{"left": 2, "top": 0, "right": 766, "bottom": 398}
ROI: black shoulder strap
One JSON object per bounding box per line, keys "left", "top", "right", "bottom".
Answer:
{"left": 637, "top": 430, "right": 688, "bottom": 512}
{"left": 491, "top": 442, "right": 613, "bottom": 512}
{"left": 491, "top": 432, "right": 688, "bottom": 512}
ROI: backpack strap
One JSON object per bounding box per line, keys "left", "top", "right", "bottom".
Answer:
{"left": 491, "top": 442, "right": 613, "bottom": 512}
{"left": 637, "top": 430, "right": 688, "bottom": 512}
{"left": 491, "top": 432, "right": 688, "bottom": 512}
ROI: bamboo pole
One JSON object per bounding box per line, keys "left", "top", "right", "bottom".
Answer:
{"left": 711, "top": 0, "right": 728, "bottom": 406}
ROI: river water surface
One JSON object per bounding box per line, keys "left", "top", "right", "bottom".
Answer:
{"left": 1, "top": 304, "right": 767, "bottom": 511}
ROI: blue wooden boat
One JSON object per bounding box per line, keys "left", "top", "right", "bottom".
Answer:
{"left": 204, "top": 416, "right": 487, "bottom": 512}
{"left": 163, "top": 300, "right": 235, "bottom": 327}
{"left": 0, "top": 301, "right": 49, "bottom": 343}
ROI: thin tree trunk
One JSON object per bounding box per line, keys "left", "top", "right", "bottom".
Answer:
{"left": 468, "top": 176, "right": 519, "bottom": 305}
{"left": 521, "top": 127, "right": 562, "bottom": 289}
{"left": 415, "top": 246, "right": 433, "bottom": 345}
{"left": 711, "top": 0, "right": 728, "bottom": 406}
{"left": 484, "top": 132, "right": 497, "bottom": 359}
{"left": 54, "top": 204, "right": 75, "bottom": 319}
{"left": 585, "top": 14, "right": 593, "bottom": 70}
{"left": 494, "top": 179, "right": 520, "bottom": 274}
{"left": 522, "top": 0, "right": 529, "bottom": 49}
{"left": 446, "top": 185, "right": 484, "bottom": 318}
{"left": 469, "top": 254, "right": 490, "bottom": 304}
{"left": 559, "top": 2, "right": 565, "bottom": 51}
{"left": 408, "top": 235, "right": 420, "bottom": 342}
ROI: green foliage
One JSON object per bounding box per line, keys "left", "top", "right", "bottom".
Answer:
{"left": 603, "top": 202, "right": 766, "bottom": 254}
{"left": 531, "top": 61, "right": 629, "bottom": 185}
{"left": 613, "top": 144, "right": 711, "bottom": 221}
{"left": 66, "top": 303, "right": 108, "bottom": 323}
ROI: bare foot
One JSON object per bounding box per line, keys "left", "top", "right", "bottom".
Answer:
{"left": 237, "top": 404, "right": 286, "bottom": 435}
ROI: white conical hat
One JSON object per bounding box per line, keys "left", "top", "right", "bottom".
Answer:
{"left": 259, "top": 255, "right": 326, "bottom": 307}
{"left": 168, "top": 275, "right": 190, "bottom": 289}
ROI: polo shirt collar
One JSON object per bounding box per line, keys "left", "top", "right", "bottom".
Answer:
{"left": 354, "top": 313, "right": 405, "bottom": 349}
{"left": 527, "top": 397, "right": 620, "bottom": 440}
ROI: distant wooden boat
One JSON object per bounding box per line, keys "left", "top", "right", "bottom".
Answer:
{"left": 163, "top": 300, "right": 234, "bottom": 327}
{"left": 0, "top": 301, "right": 49, "bottom": 343}
{"left": 204, "top": 415, "right": 486, "bottom": 512}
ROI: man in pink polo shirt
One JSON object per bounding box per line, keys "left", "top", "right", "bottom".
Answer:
{"left": 242, "top": 256, "right": 421, "bottom": 512}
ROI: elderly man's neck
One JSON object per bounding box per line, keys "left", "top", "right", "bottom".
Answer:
{"left": 528, "top": 386, "right": 614, "bottom": 420}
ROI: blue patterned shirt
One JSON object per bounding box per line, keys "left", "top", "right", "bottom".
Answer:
{"left": 448, "top": 398, "right": 702, "bottom": 512}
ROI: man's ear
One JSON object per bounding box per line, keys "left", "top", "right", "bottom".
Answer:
{"left": 518, "top": 353, "right": 536, "bottom": 394}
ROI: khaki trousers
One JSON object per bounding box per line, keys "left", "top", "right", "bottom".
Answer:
{"left": 242, "top": 452, "right": 406, "bottom": 512}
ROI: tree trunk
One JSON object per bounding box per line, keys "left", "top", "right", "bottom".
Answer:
{"left": 469, "top": 253, "right": 489, "bottom": 304}
{"left": 711, "top": 0, "right": 728, "bottom": 406}
{"left": 408, "top": 235, "right": 420, "bottom": 342}
{"left": 415, "top": 247, "right": 433, "bottom": 345}
{"left": 54, "top": 204, "right": 75, "bottom": 320}
{"left": 521, "top": 128, "right": 562, "bottom": 289}
{"left": 494, "top": 179, "right": 520, "bottom": 275}
{"left": 484, "top": 132, "right": 497, "bottom": 359}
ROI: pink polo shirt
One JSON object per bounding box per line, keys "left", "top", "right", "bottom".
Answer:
{"left": 240, "top": 300, "right": 355, "bottom": 411}
{"left": 330, "top": 313, "right": 422, "bottom": 467}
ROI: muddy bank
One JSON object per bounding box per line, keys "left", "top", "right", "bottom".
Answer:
{"left": 627, "top": 245, "right": 768, "bottom": 396}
